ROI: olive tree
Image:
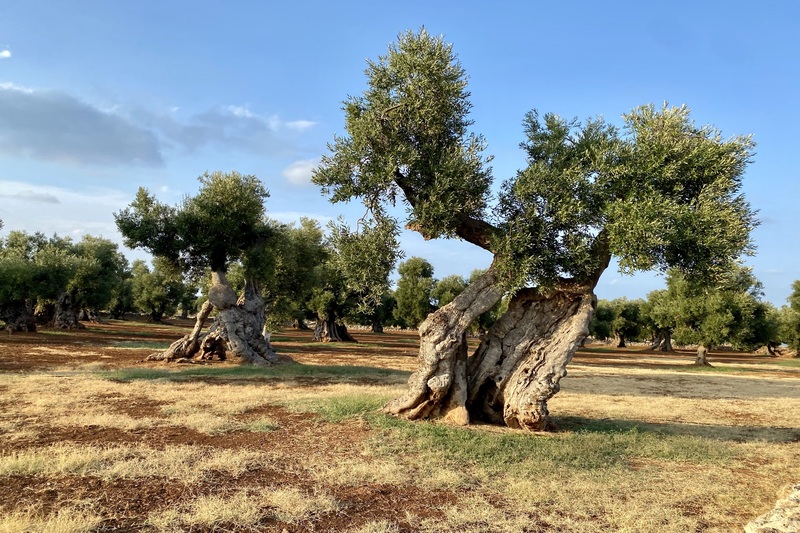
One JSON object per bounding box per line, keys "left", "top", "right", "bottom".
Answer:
{"left": 116, "top": 171, "right": 280, "bottom": 364}
{"left": 393, "top": 257, "right": 435, "bottom": 328}
{"left": 310, "top": 217, "right": 401, "bottom": 341}
{"left": 314, "top": 30, "right": 756, "bottom": 429}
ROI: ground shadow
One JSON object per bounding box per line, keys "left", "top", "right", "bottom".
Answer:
{"left": 552, "top": 415, "right": 800, "bottom": 444}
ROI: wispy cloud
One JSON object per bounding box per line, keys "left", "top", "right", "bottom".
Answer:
{"left": 137, "top": 105, "right": 317, "bottom": 156}
{"left": 0, "top": 189, "right": 59, "bottom": 203}
{"left": 0, "top": 83, "right": 163, "bottom": 166}
{"left": 0, "top": 49, "right": 10, "bottom": 59}
{"left": 282, "top": 159, "right": 319, "bottom": 186}
{"left": 0, "top": 180, "right": 132, "bottom": 240}
{"left": 0, "top": 84, "right": 317, "bottom": 168}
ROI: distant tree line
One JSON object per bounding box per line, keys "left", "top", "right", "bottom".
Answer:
{"left": 589, "top": 267, "right": 799, "bottom": 360}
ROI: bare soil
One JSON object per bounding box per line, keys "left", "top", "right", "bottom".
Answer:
{"left": 0, "top": 317, "right": 797, "bottom": 532}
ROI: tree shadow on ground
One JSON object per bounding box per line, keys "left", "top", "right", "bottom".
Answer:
{"left": 553, "top": 415, "right": 800, "bottom": 444}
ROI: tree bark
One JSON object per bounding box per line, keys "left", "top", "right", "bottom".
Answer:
{"left": 148, "top": 272, "right": 282, "bottom": 365}
{"left": 467, "top": 289, "right": 595, "bottom": 430}
{"left": 293, "top": 318, "right": 310, "bottom": 330}
{"left": 649, "top": 329, "right": 674, "bottom": 351}
{"left": 371, "top": 319, "right": 384, "bottom": 333}
{"left": 694, "top": 344, "right": 712, "bottom": 366}
{"left": 384, "top": 268, "right": 504, "bottom": 423}
{"left": 53, "top": 292, "right": 85, "bottom": 330}
{"left": 313, "top": 318, "right": 356, "bottom": 342}
{"left": 616, "top": 334, "right": 627, "bottom": 348}
{"left": 0, "top": 300, "right": 37, "bottom": 332}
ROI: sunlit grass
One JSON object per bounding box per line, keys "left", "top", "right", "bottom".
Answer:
{"left": 109, "top": 340, "right": 173, "bottom": 349}
{"left": 146, "top": 486, "right": 340, "bottom": 530}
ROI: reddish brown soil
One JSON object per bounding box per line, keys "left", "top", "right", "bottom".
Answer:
{"left": 0, "top": 318, "right": 795, "bottom": 531}
{"left": 0, "top": 319, "right": 450, "bottom": 532}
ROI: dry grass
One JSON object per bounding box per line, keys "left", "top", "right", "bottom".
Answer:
{"left": 0, "top": 505, "right": 102, "bottom": 533}
{"left": 0, "top": 443, "right": 271, "bottom": 483}
{"left": 146, "top": 486, "right": 341, "bottom": 531}
{"left": 1, "top": 329, "right": 799, "bottom": 531}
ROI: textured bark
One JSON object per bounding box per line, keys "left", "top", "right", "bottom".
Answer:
{"left": 615, "top": 334, "right": 627, "bottom": 348}
{"left": 694, "top": 344, "right": 712, "bottom": 366}
{"left": 467, "top": 289, "right": 596, "bottom": 430}
{"left": 313, "top": 318, "right": 356, "bottom": 342}
{"left": 293, "top": 319, "right": 310, "bottom": 330}
{"left": 148, "top": 272, "right": 281, "bottom": 365}
{"left": 53, "top": 292, "right": 85, "bottom": 330}
{"left": 0, "top": 300, "right": 36, "bottom": 332}
{"left": 384, "top": 268, "right": 504, "bottom": 423}
{"left": 649, "top": 329, "right": 674, "bottom": 351}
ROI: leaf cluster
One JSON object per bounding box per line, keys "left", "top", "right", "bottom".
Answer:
{"left": 115, "top": 171, "right": 271, "bottom": 275}
{"left": 313, "top": 29, "right": 492, "bottom": 240}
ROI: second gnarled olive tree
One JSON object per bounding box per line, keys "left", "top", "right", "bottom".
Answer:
{"left": 314, "top": 30, "right": 757, "bottom": 430}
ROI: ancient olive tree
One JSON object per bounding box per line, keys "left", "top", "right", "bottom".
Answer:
{"left": 314, "top": 29, "right": 756, "bottom": 429}
{"left": 115, "top": 171, "right": 281, "bottom": 365}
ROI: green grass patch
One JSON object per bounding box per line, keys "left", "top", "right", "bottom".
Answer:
{"left": 298, "top": 395, "right": 391, "bottom": 422}
{"left": 89, "top": 328, "right": 163, "bottom": 338}
{"left": 103, "top": 363, "right": 409, "bottom": 383}
{"left": 364, "top": 413, "right": 736, "bottom": 475}
{"left": 109, "top": 340, "right": 173, "bottom": 350}
{"left": 245, "top": 419, "right": 280, "bottom": 432}
{"left": 775, "top": 358, "right": 800, "bottom": 368}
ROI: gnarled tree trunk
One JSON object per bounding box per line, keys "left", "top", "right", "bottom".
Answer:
{"left": 384, "top": 268, "right": 504, "bottom": 424}
{"left": 467, "top": 289, "right": 595, "bottom": 430}
{"left": 694, "top": 344, "right": 712, "bottom": 366}
{"left": 313, "top": 317, "right": 356, "bottom": 342}
{"left": 385, "top": 269, "right": 600, "bottom": 431}
{"left": 53, "top": 292, "right": 84, "bottom": 330}
{"left": 148, "top": 272, "right": 281, "bottom": 365}
{"left": 649, "top": 328, "right": 673, "bottom": 351}
{"left": 0, "top": 300, "right": 36, "bottom": 332}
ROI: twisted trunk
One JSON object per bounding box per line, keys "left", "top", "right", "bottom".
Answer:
{"left": 649, "top": 329, "right": 674, "bottom": 351}
{"left": 694, "top": 344, "right": 712, "bottom": 366}
{"left": 384, "top": 268, "right": 504, "bottom": 423}
{"left": 53, "top": 292, "right": 84, "bottom": 330}
{"left": 467, "top": 289, "right": 595, "bottom": 430}
{"left": 313, "top": 318, "right": 356, "bottom": 342}
{"left": 0, "top": 300, "right": 36, "bottom": 332}
{"left": 148, "top": 272, "right": 281, "bottom": 365}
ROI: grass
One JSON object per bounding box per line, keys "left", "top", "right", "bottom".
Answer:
{"left": 108, "top": 340, "right": 173, "bottom": 349}
{"left": 103, "top": 362, "right": 409, "bottom": 383}
{"left": 1, "top": 328, "right": 799, "bottom": 531}
{"left": 0, "top": 443, "right": 270, "bottom": 482}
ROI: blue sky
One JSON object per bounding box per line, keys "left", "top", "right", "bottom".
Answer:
{"left": 0, "top": 1, "right": 797, "bottom": 305}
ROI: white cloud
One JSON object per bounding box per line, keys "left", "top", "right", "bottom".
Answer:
{"left": 0, "top": 83, "right": 317, "bottom": 167}
{"left": 285, "top": 119, "right": 316, "bottom": 132}
{"left": 138, "top": 106, "right": 316, "bottom": 156}
{"left": 0, "top": 180, "right": 132, "bottom": 243}
{"left": 226, "top": 105, "right": 254, "bottom": 118}
{"left": 0, "top": 50, "right": 10, "bottom": 59}
{"left": 282, "top": 159, "right": 319, "bottom": 186}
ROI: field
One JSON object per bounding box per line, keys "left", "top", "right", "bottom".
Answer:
{"left": 1, "top": 319, "right": 798, "bottom": 532}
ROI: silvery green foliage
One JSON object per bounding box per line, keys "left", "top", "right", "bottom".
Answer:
{"left": 316, "top": 30, "right": 756, "bottom": 292}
